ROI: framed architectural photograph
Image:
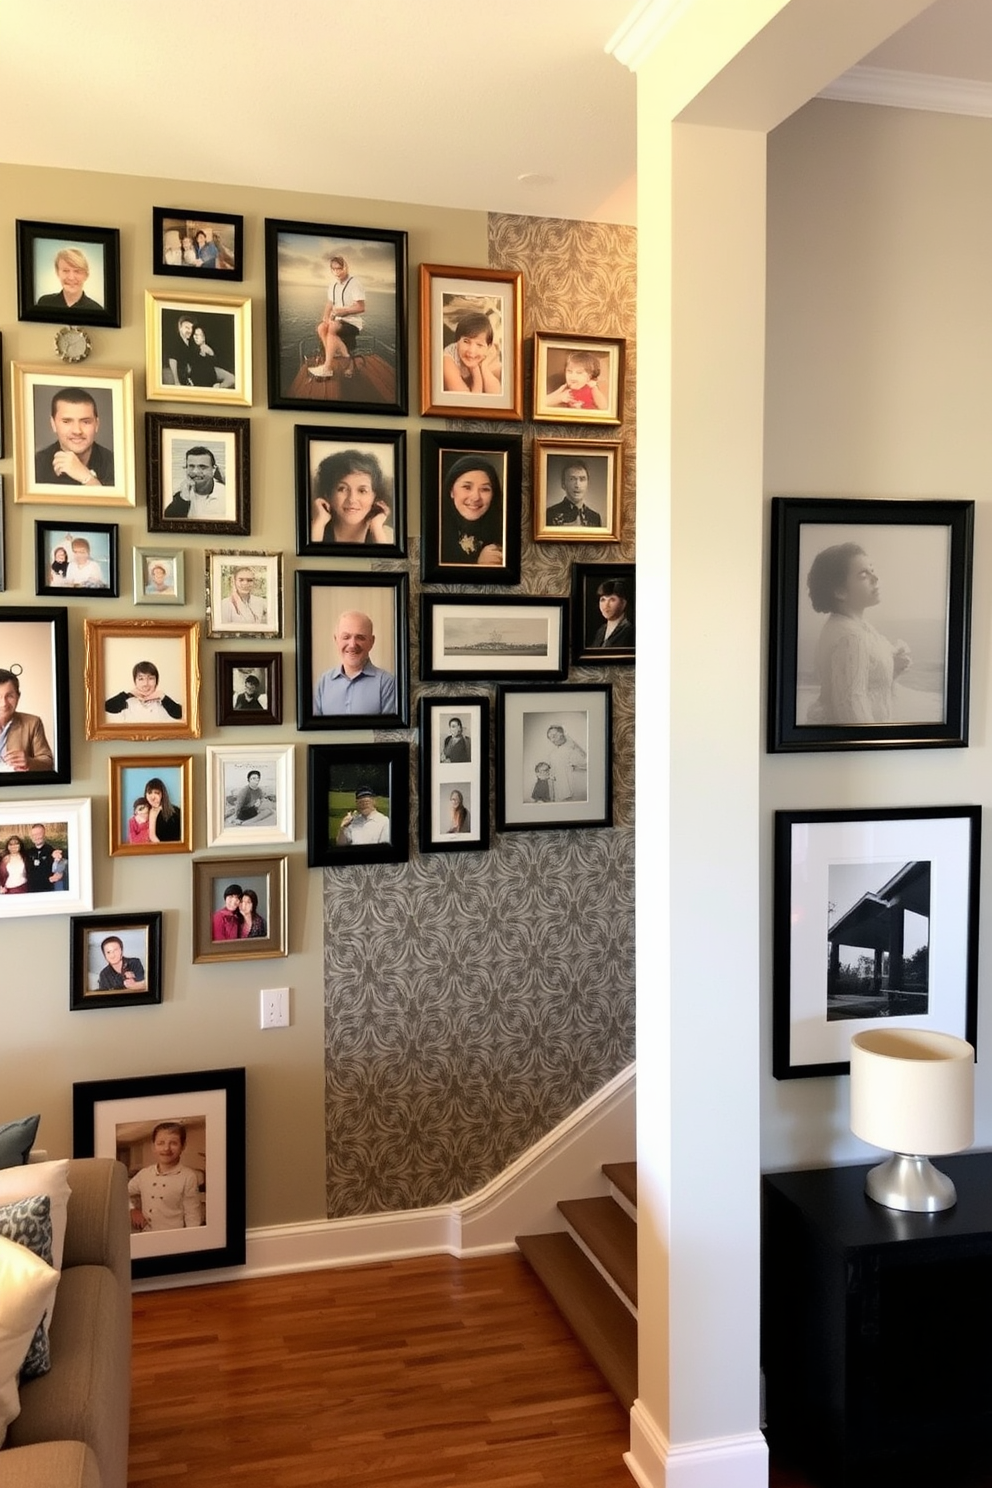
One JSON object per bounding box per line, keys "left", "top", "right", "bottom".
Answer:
{"left": 570, "top": 563, "right": 635, "bottom": 664}
{"left": 419, "top": 264, "right": 523, "bottom": 420}
{"left": 205, "top": 551, "right": 282, "bottom": 639}
{"left": 417, "top": 696, "right": 490, "bottom": 854}
{"left": 768, "top": 497, "right": 974, "bottom": 752}
{"left": 72, "top": 1066, "right": 247, "bottom": 1279}
{"left": 0, "top": 607, "right": 71, "bottom": 785}
{"left": 145, "top": 412, "right": 250, "bottom": 535}
{"left": 192, "top": 857, "right": 288, "bottom": 963}
{"left": 532, "top": 439, "right": 622, "bottom": 542}
{"left": 420, "top": 596, "right": 567, "bottom": 683}
{"left": 134, "top": 547, "right": 184, "bottom": 606}
{"left": 16, "top": 220, "right": 121, "bottom": 327}
{"left": 152, "top": 208, "right": 243, "bottom": 281}
{"left": 13, "top": 364, "right": 135, "bottom": 507}
{"left": 532, "top": 331, "right": 625, "bottom": 425}
{"left": 0, "top": 797, "right": 92, "bottom": 917}
{"left": 264, "top": 217, "right": 408, "bottom": 415}
{"left": 496, "top": 684, "right": 613, "bottom": 832}
{"left": 215, "top": 653, "right": 282, "bottom": 728}
{"left": 35, "top": 520, "right": 118, "bottom": 598}
{"left": 295, "top": 571, "right": 409, "bottom": 731}
{"left": 205, "top": 745, "right": 295, "bottom": 848}
{"left": 144, "top": 292, "right": 252, "bottom": 407}
{"left": 295, "top": 425, "right": 406, "bottom": 558}
{"left": 70, "top": 912, "right": 163, "bottom": 1011}
{"left": 83, "top": 619, "right": 201, "bottom": 742}
{"left": 306, "top": 743, "right": 409, "bottom": 868}
{"left": 108, "top": 755, "right": 193, "bottom": 857}
{"left": 419, "top": 431, "right": 523, "bottom": 585}
{"left": 773, "top": 806, "right": 981, "bottom": 1079}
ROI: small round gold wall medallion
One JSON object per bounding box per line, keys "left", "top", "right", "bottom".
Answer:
{"left": 54, "top": 326, "right": 92, "bottom": 363}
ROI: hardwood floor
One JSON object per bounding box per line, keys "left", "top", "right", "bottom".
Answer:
{"left": 129, "top": 1252, "right": 634, "bottom": 1487}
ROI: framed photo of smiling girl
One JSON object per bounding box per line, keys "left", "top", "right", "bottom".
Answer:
{"left": 419, "top": 264, "right": 523, "bottom": 420}
{"left": 419, "top": 431, "right": 522, "bottom": 586}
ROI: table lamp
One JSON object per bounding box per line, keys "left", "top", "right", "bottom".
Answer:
{"left": 849, "top": 1028, "right": 974, "bottom": 1212}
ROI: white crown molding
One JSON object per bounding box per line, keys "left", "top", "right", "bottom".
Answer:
{"left": 606, "top": 0, "right": 696, "bottom": 72}
{"left": 821, "top": 64, "right": 992, "bottom": 119}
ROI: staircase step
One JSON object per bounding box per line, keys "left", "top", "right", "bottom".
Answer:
{"left": 602, "top": 1161, "right": 636, "bottom": 1209}
{"left": 558, "top": 1196, "right": 637, "bottom": 1308}
{"left": 516, "top": 1230, "right": 637, "bottom": 1411}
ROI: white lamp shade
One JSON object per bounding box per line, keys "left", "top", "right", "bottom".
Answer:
{"left": 850, "top": 1028, "right": 974, "bottom": 1156}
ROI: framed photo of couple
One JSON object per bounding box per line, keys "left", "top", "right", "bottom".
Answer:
{"left": 192, "top": 857, "right": 288, "bottom": 963}
{"left": 419, "top": 264, "right": 523, "bottom": 420}
{"left": 417, "top": 697, "right": 490, "bottom": 855}
{"left": 144, "top": 292, "right": 252, "bottom": 407}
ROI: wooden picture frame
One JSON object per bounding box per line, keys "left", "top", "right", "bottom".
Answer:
{"left": 294, "top": 424, "right": 406, "bottom": 558}
{"left": 152, "top": 208, "right": 244, "bottom": 281}
{"left": 13, "top": 364, "right": 135, "bottom": 507}
{"left": 70, "top": 912, "right": 163, "bottom": 1010}
{"left": 206, "top": 744, "right": 295, "bottom": 848}
{"left": 16, "top": 219, "right": 121, "bottom": 327}
{"left": 417, "top": 696, "right": 490, "bottom": 854}
{"left": 418, "top": 431, "right": 523, "bottom": 585}
{"left": 205, "top": 551, "right": 282, "bottom": 639}
{"left": 83, "top": 619, "right": 201, "bottom": 742}
{"left": 420, "top": 596, "right": 568, "bottom": 683}
{"left": 192, "top": 856, "right": 288, "bottom": 963}
{"left": 133, "top": 547, "right": 185, "bottom": 606}
{"left": 108, "top": 755, "right": 193, "bottom": 857}
{"left": 0, "top": 606, "right": 71, "bottom": 785}
{"left": 532, "top": 439, "right": 622, "bottom": 542}
{"left": 145, "top": 412, "right": 250, "bottom": 535}
{"left": 144, "top": 291, "right": 252, "bottom": 407}
{"left": 570, "top": 563, "right": 635, "bottom": 664}
{"left": 35, "top": 520, "right": 118, "bottom": 598}
{"left": 306, "top": 743, "right": 409, "bottom": 868}
{"left": 0, "top": 797, "right": 92, "bottom": 916}
{"left": 532, "top": 331, "right": 625, "bottom": 425}
{"left": 496, "top": 684, "right": 613, "bottom": 832}
{"left": 295, "top": 571, "right": 409, "bottom": 731}
{"left": 215, "top": 652, "right": 283, "bottom": 728}
{"left": 419, "top": 264, "right": 523, "bottom": 420}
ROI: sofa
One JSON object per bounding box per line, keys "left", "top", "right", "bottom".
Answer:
{"left": 0, "top": 1158, "right": 131, "bottom": 1488}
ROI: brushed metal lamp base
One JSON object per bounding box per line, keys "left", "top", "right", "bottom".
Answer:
{"left": 864, "top": 1153, "right": 957, "bottom": 1213}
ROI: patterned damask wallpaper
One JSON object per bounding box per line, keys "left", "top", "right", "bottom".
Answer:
{"left": 323, "top": 214, "right": 636, "bottom": 1217}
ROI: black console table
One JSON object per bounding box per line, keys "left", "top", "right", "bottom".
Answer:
{"left": 762, "top": 1154, "right": 992, "bottom": 1487}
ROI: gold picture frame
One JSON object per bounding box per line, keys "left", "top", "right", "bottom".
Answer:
{"left": 144, "top": 291, "right": 252, "bottom": 407}
{"left": 84, "top": 619, "right": 201, "bottom": 742}
{"left": 13, "top": 363, "right": 136, "bottom": 507}
{"left": 192, "top": 855, "right": 288, "bottom": 963}
{"left": 108, "top": 754, "right": 194, "bottom": 856}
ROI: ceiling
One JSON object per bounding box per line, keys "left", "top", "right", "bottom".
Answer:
{"left": 1, "top": 0, "right": 990, "bottom": 228}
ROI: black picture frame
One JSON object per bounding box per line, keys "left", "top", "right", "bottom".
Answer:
{"left": 0, "top": 606, "right": 71, "bottom": 785}
{"left": 295, "top": 571, "right": 409, "bottom": 731}
{"left": 35, "top": 520, "right": 119, "bottom": 598}
{"left": 769, "top": 497, "right": 974, "bottom": 752}
{"left": 773, "top": 806, "right": 981, "bottom": 1080}
{"left": 152, "top": 207, "right": 244, "bottom": 281}
{"left": 215, "top": 652, "right": 283, "bottom": 727}
{"left": 0, "top": 476, "right": 6, "bottom": 592}
{"left": 145, "top": 412, "right": 251, "bottom": 535}
{"left": 417, "top": 695, "right": 490, "bottom": 854}
{"left": 70, "top": 911, "right": 163, "bottom": 1010}
{"left": 570, "top": 563, "right": 635, "bottom": 664}
{"left": 264, "top": 217, "right": 408, "bottom": 416}
{"left": 16, "top": 219, "right": 121, "bottom": 327}
{"left": 307, "top": 743, "right": 409, "bottom": 868}
{"left": 295, "top": 424, "right": 406, "bottom": 558}
{"left": 496, "top": 683, "right": 613, "bottom": 832}
{"left": 72, "top": 1066, "right": 246, "bottom": 1279}
{"left": 419, "top": 430, "right": 522, "bottom": 586}
{"left": 420, "top": 595, "right": 568, "bottom": 683}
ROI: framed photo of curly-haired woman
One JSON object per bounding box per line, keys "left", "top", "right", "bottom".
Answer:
{"left": 295, "top": 425, "right": 406, "bottom": 558}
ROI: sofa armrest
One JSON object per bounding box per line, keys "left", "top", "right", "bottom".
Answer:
{"left": 61, "top": 1158, "right": 130, "bottom": 1285}
{"left": 0, "top": 1441, "right": 101, "bottom": 1488}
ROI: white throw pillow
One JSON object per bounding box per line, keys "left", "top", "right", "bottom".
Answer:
{"left": 0, "top": 1160, "right": 71, "bottom": 1335}
{"left": 0, "top": 1232, "right": 59, "bottom": 1445}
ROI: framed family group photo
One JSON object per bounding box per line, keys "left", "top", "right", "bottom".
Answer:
{"left": 532, "top": 331, "right": 625, "bottom": 425}
{"left": 496, "top": 684, "right": 613, "bottom": 832}
{"left": 72, "top": 1066, "right": 246, "bottom": 1278}
{"left": 264, "top": 218, "right": 408, "bottom": 416}
{"left": 35, "top": 520, "right": 118, "bottom": 598}
{"left": 420, "top": 596, "right": 568, "bottom": 683}
{"left": 145, "top": 292, "right": 252, "bottom": 406}
{"left": 768, "top": 498, "right": 974, "bottom": 752}
{"left": 145, "top": 412, "right": 250, "bottom": 535}
{"left": 70, "top": 911, "right": 163, "bottom": 1011}
{"left": 295, "top": 425, "right": 406, "bottom": 558}
{"left": 16, "top": 219, "right": 121, "bottom": 327}
{"left": 0, "top": 797, "right": 93, "bottom": 918}
{"left": 13, "top": 365, "right": 135, "bottom": 507}
{"left": 307, "top": 742, "right": 409, "bottom": 868}
{"left": 83, "top": 618, "right": 201, "bottom": 742}
{"left": 419, "top": 431, "right": 522, "bottom": 585}
{"left": 295, "top": 572, "right": 409, "bottom": 731}
{"left": 205, "top": 744, "right": 294, "bottom": 848}
{"left": 192, "top": 857, "right": 288, "bottom": 963}
{"left": 419, "top": 264, "right": 522, "bottom": 420}
{"left": 532, "top": 439, "right": 622, "bottom": 543}
{"left": 205, "top": 551, "right": 282, "bottom": 639}
{"left": 107, "top": 755, "right": 193, "bottom": 857}
{"left": 418, "top": 696, "right": 490, "bottom": 855}
{"left": 0, "top": 607, "right": 71, "bottom": 785}
{"left": 215, "top": 652, "right": 283, "bottom": 728}
{"left": 152, "top": 208, "right": 243, "bottom": 280}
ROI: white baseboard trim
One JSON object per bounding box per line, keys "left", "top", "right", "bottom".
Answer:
{"left": 624, "top": 1401, "right": 768, "bottom": 1488}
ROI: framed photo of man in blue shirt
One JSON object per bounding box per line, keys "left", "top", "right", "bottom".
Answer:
{"left": 295, "top": 571, "right": 409, "bottom": 731}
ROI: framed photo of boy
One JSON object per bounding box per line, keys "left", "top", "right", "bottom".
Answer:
{"left": 134, "top": 548, "right": 185, "bottom": 606}
{"left": 0, "top": 607, "right": 71, "bottom": 786}
{"left": 192, "top": 856, "right": 288, "bottom": 963}
{"left": 264, "top": 218, "right": 408, "bottom": 416}
{"left": 215, "top": 653, "right": 282, "bottom": 728}
{"left": 295, "top": 571, "right": 409, "bottom": 732}
{"left": 35, "top": 521, "right": 118, "bottom": 598}
{"left": 13, "top": 364, "right": 135, "bottom": 507}
{"left": 83, "top": 619, "right": 201, "bottom": 743}
{"left": 420, "top": 596, "right": 568, "bottom": 683}
{"left": 0, "top": 797, "right": 93, "bottom": 918}
{"left": 144, "top": 291, "right": 252, "bottom": 407}
{"left": 72, "top": 1066, "right": 247, "bottom": 1278}
{"left": 768, "top": 497, "right": 974, "bottom": 753}
{"left": 108, "top": 755, "right": 193, "bottom": 857}
{"left": 206, "top": 744, "right": 295, "bottom": 849}
{"left": 152, "top": 208, "right": 244, "bottom": 281}
{"left": 16, "top": 220, "right": 121, "bottom": 327}
{"left": 496, "top": 684, "right": 613, "bottom": 832}
{"left": 419, "top": 264, "right": 523, "bottom": 420}
{"left": 307, "top": 743, "right": 409, "bottom": 868}
{"left": 70, "top": 912, "right": 163, "bottom": 1011}
{"left": 205, "top": 551, "right": 282, "bottom": 639}
{"left": 295, "top": 425, "right": 406, "bottom": 558}
{"left": 419, "top": 431, "right": 523, "bottom": 586}
{"left": 418, "top": 696, "right": 490, "bottom": 855}
{"left": 570, "top": 564, "right": 635, "bottom": 664}
{"left": 532, "top": 439, "right": 622, "bottom": 543}
{"left": 532, "top": 332, "right": 625, "bottom": 426}
{"left": 145, "top": 412, "right": 250, "bottom": 535}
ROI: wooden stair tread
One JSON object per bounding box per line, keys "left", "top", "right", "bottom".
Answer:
{"left": 558, "top": 1196, "right": 637, "bottom": 1306}
{"left": 603, "top": 1161, "right": 636, "bottom": 1208}
{"left": 516, "top": 1231, "right": 637, "bottom": 1412}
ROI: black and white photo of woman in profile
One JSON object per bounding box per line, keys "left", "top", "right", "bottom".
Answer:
{"left": 805, "top": 543, "right": 912, "bottom": 725}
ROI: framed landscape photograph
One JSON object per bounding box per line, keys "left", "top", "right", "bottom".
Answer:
{"left": 72, "top": 1066, "right": 247, "bottom": 1278}
{"left": 215, "top": 652, "right": 282, "bottom": 728}
{"left": 419, "top": 431, "right": 523, "bottom": 586}
{"left": 0, "top": 797, "right": 92, "bottom": 917}
{"left": 108, "top": 755, "right": 193, "bottom": 857}
{"left": 16, "top": 220, "right": 121, "bottom": 327}
{"left": 206, "top": 744, "right": 294, "bottom": 848}
{"left": 418, "top": 696, "right": 490, "bottom": 854}
{"left": 532, "top": 331, "right": 625, "bottom": 425}
{"left": 773, "top": 806, "right": 981, "bottom": 1079}
{"left": 496, "top": 684, "right": 613, "bottom": 832}
{"left": 264, "top": 217, "right": 408, "bottom": 415}
{"left": 35, "top": 520, "right": 118, "bottom": 598}
{"left": 532, "top": 439, "right": 622, "bottom": 542}
{"left": 295, "top": 424, "right": 406, "bottom": 558}
{"left": 419, "top": 264, "right": 523, "bottom": 420}
{"left": 205, "top": 551, "right": 282, "bottom": 639}
{"left": 768, "top": 497, "right": 974, "bottom": 752}
{"left": 570, "top": 563, "right": 635, "bottom": 664}
{"left": 0, "top": 607, "right": 71, "bottom": 785}
{"left": 420, "top": 596, "right": 568, "bottom": 683}
{"left": 13, "top": 364, "right": 135, "bottom": 507}
{"left": 152, "top": 208, "right": 243, "bottom": 281}
{"left": 145, "top": 412, "right": 250, "bottom": 535}
{"left": 307, "top": 743, "right": 409, "bottom": 868}
{"left": 144, "top": 291, "right": 252, "bottom": 407}
{"left": 295, "top": 571, "right": 409, "bottom": 731}
{"left": 70, "top": 912, "right": 163, "bottom": 1011}
{"left": 134, "top": 547, "right": 184, "bottom": 606}
{"left": 192, "top": 856, "right": 288, "bottom": 963}
{"left": 83, "top": 618, "right": 201, "bottom": 742}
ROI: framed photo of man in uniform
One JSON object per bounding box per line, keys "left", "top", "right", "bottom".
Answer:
{"left": 532, "top": 439, "right": 622, "bottom": 544}
{"left": 13, "top": 365, "right": 135, "bottom": 508}
{"left": 145, "top": 413, "right": 250, "bottom": 535}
